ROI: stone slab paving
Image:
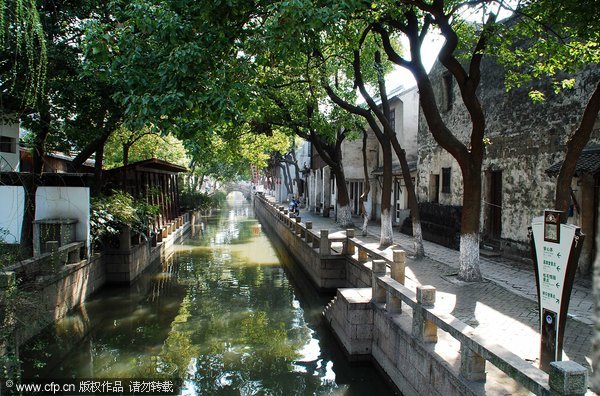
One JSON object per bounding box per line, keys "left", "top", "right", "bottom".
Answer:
{"left": 287, "top": 208, "right": 593, "bottom": 372}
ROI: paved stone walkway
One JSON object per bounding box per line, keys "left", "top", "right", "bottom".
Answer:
{"left": 289, "top": 207, "right": 593, "bottom": 372}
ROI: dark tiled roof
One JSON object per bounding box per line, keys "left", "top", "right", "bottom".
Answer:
{"left": 372, "top": 160, "right": 417, "bottom": 176}
{"left": 546, "top": 145, "right": 600, "bottom": 176}
{"left": 106, "top": 158, "right": 188, "bottom": 174}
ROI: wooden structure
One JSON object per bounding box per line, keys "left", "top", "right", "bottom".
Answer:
{"left": 104, "top": 158, "right": 187, "bottom": 237}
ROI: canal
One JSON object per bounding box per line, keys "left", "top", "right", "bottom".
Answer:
{"left": 20, "top": 201, "right": 396, "bottom": 395}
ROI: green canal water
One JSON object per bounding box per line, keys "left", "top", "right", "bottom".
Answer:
{"left": 20, "top": 202, "right": 396, "bottom": 395}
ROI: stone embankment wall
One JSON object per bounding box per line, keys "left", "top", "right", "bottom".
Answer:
{"left": 0, "top": 211, "right": 194, "bottom": 349}
{"left": 254, "top": 195, "right": 589, "bottom": 396}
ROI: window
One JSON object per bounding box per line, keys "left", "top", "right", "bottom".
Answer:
{"left": 441, "top": 167, "right": 451, "bottom": 193}
{"left": 0, "top": 136, "right": 16, "bottom": 153}
{"left": 443, "top": 73, "right": 454, "bottom": 111}
{"left": 388, "top": 109, "right": 396, "bottom": 132}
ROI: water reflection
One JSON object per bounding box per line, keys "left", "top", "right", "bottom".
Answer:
{"left": 20, "top": 204, "right": 395, "bottom": 395}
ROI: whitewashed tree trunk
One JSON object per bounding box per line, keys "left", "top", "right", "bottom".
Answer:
{"left": 361, "top": 213, "right": 369, "bottom": 236}
{"left": 380, "top": 209, "right": 394, "bottom": 247}
{"left": 458, "top": 233, "right": 482, "bottom": 282}
{"left": 337, "top": 204, "right": 353, "bottom": 228}
{"left": 413, "top": 221, "right": 425, "bottom": 259}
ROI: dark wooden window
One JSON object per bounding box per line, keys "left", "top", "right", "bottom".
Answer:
{"left": 388, "top": 109, "right": 396, "bottom": 132}
{"left": 441, "top": 167, "right": 451, "bottom": 193}
{"left": 443, "top": 73, "right": 454, "bottom": 111}
{"left": 0, "top": 136, "right": 16, "bottom": 153}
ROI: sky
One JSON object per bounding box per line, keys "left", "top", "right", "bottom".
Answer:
{"left": 384, "top": 1, "right": 516, "bottom": 92}
{"left": 385, "top": 33, "right": 445, "bottom": 91}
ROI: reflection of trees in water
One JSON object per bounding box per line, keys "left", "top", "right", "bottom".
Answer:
{"left": 19, "top": 204, "right": 366, "bottom": 394}
{"left": 186, "top": 205, "right": 257, "bottom": 247}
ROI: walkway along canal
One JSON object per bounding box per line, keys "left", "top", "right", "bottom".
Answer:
{"left": 253, "top": 194, "right": 590, "bottom": 396}
{"left": 19, "top": 202, "right": 396, "bottom": 394}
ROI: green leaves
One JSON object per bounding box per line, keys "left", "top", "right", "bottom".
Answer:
{"left": 492, "top": 0, "right": 599, "bottom": 100}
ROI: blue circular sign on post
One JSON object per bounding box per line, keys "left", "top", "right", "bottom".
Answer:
{"left": 546, "top": 314, "right": 553, "bottom": 324}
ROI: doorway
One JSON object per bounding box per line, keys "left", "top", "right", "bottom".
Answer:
{"left": 488, "top": 170, "right": 503, "bottom": 240}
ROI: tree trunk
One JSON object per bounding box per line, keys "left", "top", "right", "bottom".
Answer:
{"left": 390, "top": 141, "right": 425, "bottom": 258}
{"left": 555, "top": 79, "right": 600, "bottom": 218}
{"left": 123, "top": 143, "right": 130, "bottom": 166}
{"left": 375, "top": 10, "right": 491, "bottom": 280}
{"left": 373, "top": 50, "right": 424, "bottom": 257}
{"left": 333, "top": 165, "right": 354, "bottom": 228}
{"left": 93, "top": 145, "right": 105, "bottom": 194}
{"left": 69, "top": 127, "right": 112, "bottom": 171}
{"left": 20, "top": 106, "right": 51, "bottom": 255}
{"left": 280, "top": 164, "right": 291, "bottom": 196}
{"left": 359, "top": 129, "right": 371, "bottom": 236}
{"left": 380, "top": 143, "right": 394, "bottom": 247}
{"left": 458, "top": 167, "right": 483, "bottom": 282}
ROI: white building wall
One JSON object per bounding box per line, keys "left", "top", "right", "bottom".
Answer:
{"left": 0, "top": 122, "right": 20, "bottom": 172}
{"left": 398, "top": 87, "right": 420, "bottom": 162}
{"left": 35, "top": 187, "right": 91, "bottom": 252}
{"left": 0, "top": 186, "right": 25, "bottom": 243}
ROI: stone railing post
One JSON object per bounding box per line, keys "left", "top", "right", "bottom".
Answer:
{"left": 549, "top": 361, "right": 588, "bottom": 396}
{"left": 345, "top": 229, "right": 355, "bottom": 255}
{"left": 387, "top": 250, "right": 405, "bottom": 314}
{"left": 371, "top": 259, "right": 387, "bottom": 303}
{"left": 391, "top": 250, "right": 406, "bottom": 285}
{"left": 295, "top": 217, "right": 301, "bottom": 235}
{"left": 0, "top": 271, "right": 16, "bottom": 290}
{"left": 358, "top": 247, "right": 368, "bottom": 263}
{"left": 319, "top": 230, "right": 330, "bottom": 256}
{"left": 46, "top": 240, "right": 59, "bottom": 253}
{"left": 67, "top": 247, "right": 80, "bottom": 264}
{"left": 412, "top": 285, "right": 437, "bottom": 343}
{"left": 460, "top": 344, "right": 486, "bottom": 381}
{"left": 305, "top": 221, "right": 312, "bottom": 243}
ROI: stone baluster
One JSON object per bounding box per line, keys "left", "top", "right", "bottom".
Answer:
{"left": 358, "top": 247, "right": 369, "bottom": 263}
{"left": 387, "top": 250, "right": 406, "bottom": 314}
{"left": 460, "top": 344, "right": 486, "bottom": 381}
{"left": 319, "top": 230, "right": 330, "bottom": 256}
{"left": 295, "top": 217, "right": 301, "bottom": 235}
{"left": 391, "top": 250, "right": 406, "bottom": 285}
{"left": 371, "top": 259, "right": 387, "bottom": 303}
{"left": 549, "top": 361, "right": 588, "bottom": 396}
{"left": 412, "top": 286, "right": 437, "bottom": 343}
{"left": 305, "top": 221, "right": 312, "bottom": 243}
{"left": 345, "top": 229, "right": 355, "bottom": 255}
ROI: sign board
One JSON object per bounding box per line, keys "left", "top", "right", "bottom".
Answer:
{"left": 529, "top": 210, "right": 584, "bottom": 372}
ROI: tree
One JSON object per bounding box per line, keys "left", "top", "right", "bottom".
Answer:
{"left": 0, "top": 0, "right": 46, "bottom": 107}
{"left": 1, "top": 0, "right": 123, "bottom": 252}
{"left": 103, "top": 127, "right": 188, "bottom": 168}
{"left": 360, "top": 1, "right": 505, "bottom": 281}
{"left": 492, "top": 0, "right": 600, "bottom": 219}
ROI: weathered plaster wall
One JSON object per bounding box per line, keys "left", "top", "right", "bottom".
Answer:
{"left": 0, "top": 185, "right": 24, "bottom": 243}
{"left": 417, "top": 56, "right": 600, "bottom": 257}
{"left": 0, "top": 122, "right": 20, "bottom": 172}
{"left": 370, "top": 86, "right": 421, "bottom": 221}
{"left": 35, "top": 187, "right": 91, "bottom": 253}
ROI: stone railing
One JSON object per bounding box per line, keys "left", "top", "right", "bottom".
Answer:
{"left": 370, "top": 263, "right": 588, "bottom": 395}
{"left": 1, "top": 241, "right": 86, "bottom": 287}
{"left": 256, "top": 195, "right": 588, "bottom": 395}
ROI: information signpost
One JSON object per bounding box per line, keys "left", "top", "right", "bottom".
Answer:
{"left": 529, "top": 210, "right": 584, "bottom": 372}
